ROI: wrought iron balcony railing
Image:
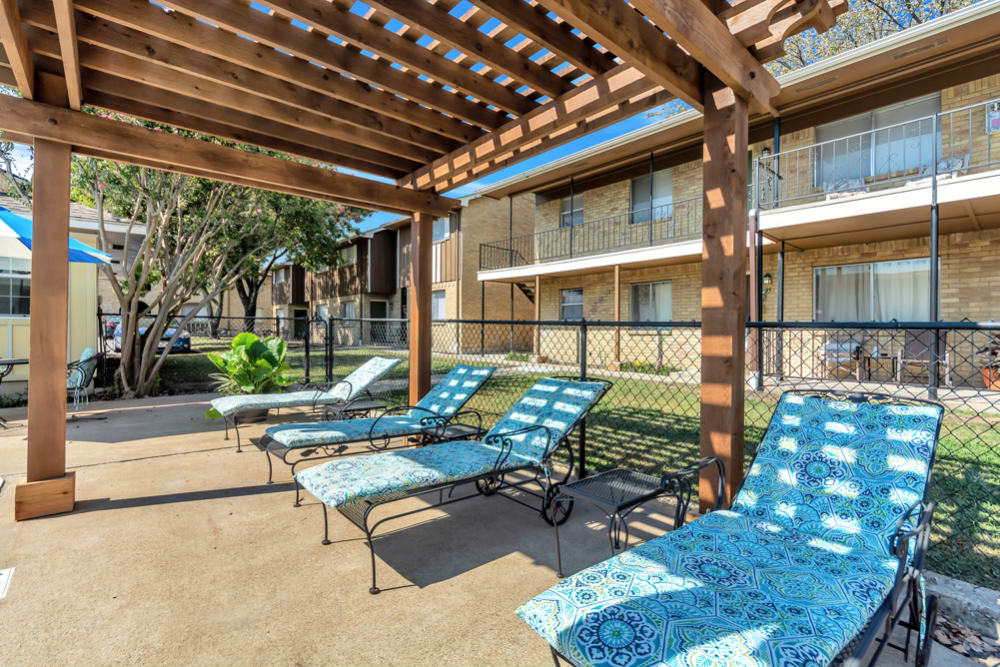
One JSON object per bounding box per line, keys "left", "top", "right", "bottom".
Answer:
{"left": 756, "top": 96, "right": 1000, "bottom": 210}
{"left": 479, "top": 197, "right": 702, "bottom": 271}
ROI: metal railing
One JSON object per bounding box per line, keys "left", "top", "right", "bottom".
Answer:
{"left": 757, "top": 96, "right": 1000, "bottom": 210}
{"left": 479, "top": 196, "right": 702, "bottom": 271}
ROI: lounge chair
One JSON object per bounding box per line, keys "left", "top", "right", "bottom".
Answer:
{"left": 210, "top": 356, "right": 400, "bottom": 452}
{"left": 295, "top": 376, "right": 612, "bottom": 594}
{"left": 67, "top": 347, "right": 99, "bottom": 411}
{"left": 518, "top": 390, "right": 944, "bottom": 667}
{"left": 258, "top": 364, "right": 497, "bottom": 497}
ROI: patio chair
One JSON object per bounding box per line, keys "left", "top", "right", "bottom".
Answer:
{"left": 823, "top": 331, "right": 865, "bottom": 380}
{"left": 294, "top": 376, "right": 612, "bottom": 594}
{"left": 896, "top": 329, "right": 952, "bottom": 387}
{"left": 67, "top": 347, "right": 100, "bottom": 411}
{"left": 258, "top": 364, "right": 496, "bottom": 498}
{"left": 518, "top": 390, "right": 945, "bottom": 667}
{"left": 210, "top": 356, "right": 400, "bottom": 452}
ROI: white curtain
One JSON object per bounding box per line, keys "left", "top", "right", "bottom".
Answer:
{"left": 873, "top": 259, "right": 930, "bottom": 321}
{"left": 815, "top": 265, "right": 870, "bottom": 321}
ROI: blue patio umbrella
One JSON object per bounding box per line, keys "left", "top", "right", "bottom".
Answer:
{"left": 0, "top": 205, "right": 112, "bottom": 264}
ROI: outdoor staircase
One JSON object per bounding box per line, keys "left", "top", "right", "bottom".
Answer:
{"left": 514, "top": 281, "right": 535, "bottom": 304}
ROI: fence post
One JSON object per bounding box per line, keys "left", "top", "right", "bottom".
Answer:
{"left": 326, "top": 318, "right": 334, "bottom": 383}
{"left": 303, "top": 319, "right": 311, "bottom": 385}
{"left": 274, "top": 315, "right": 280, "bottom": 339}
{"left": 579, "top": 318, "right": 588, "bottom": 479}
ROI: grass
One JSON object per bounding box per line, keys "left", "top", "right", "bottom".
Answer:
{"left": 619, "top": 360, "right": 683, "bottom": 376}
{"left": 156, "top": 343, "right": 1000, "bottom": 588}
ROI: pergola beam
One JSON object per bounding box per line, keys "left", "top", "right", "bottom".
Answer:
{"left": 363, "top": 0, "right": 572, "bottom": 100}
{"left": 255, "top": 0, "right": 534, "bottom": 116}
{"left": 0, "top": 0, "right": 33, "bottom": 98}
{"left": 629, "top": 0, "right": 781, "bottom": 113}
{"left": 0, "top": 94, "right": 458, "bottom": 216}
{"left": 51, "top": 0, "right": 81, "bottom": 109}
{"left": 536, "top": 0, "right": 703, "bottom": 111}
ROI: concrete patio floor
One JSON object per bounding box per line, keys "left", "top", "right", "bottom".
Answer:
{"left": 0, "top": 394, "right": 979, "bottom": 665}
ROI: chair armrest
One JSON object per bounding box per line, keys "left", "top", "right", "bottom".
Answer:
{"left": 659, "top": 457, "right": 726, "bottom": 527}
{"left": 367, "top": 405, "right": 444, "bottom": 440}
{"left": 312, "top": 379, "right": 352, "bottom": 409}
{"left": 891, "top": 500, "right": 935, "bottom": 572}
{"left": 484, "top": 423, "right": 555, "bottom": 472}
{"left": 448, "top": 409, "right": 484, "bottom": 436}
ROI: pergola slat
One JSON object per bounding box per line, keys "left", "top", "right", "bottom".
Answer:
{"left": 0, "top": 0, "right": 33, "bottom": 98}
{"left": 363, "top": 0, "right": 572, "bottom": 100}
{"left": 0, "top": 94, "right": 458, "bottom": 215}
{"left": 72, "top": 0, "right": 480, "bottom": 144}
{"left": 51, "top": 0, "right": 80, "bottom": 109}
{"left": 465, "top": 0, "right": 619, "bottom": 78}
{"left": 255, "top": 0, "right": 534, "bottom": 116}
{"left": 535, "top": 0, "right": 703, "bottom": 111}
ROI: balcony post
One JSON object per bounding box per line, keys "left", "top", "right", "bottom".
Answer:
{"left": 929, "top": 113, "right": 940, "bottom": 400}
{"left": 648, "top": 151, "right": 654, "bottom": 247}
{"left": 748, "top": 187, "right": 761, "bottom": 391}
{"left": 568, "top": 177, "right": 575, "bottom": 258}
{"left": 777, "top": 241, "right": 785, "bottom": 381}
{"left": 613, "top": 264, "right": 621, "bottom": 369}
{"left": 409, "top": 212, "right": 433, "bottom": 404}
{"left": 699, "top": 73, "right": 748, "bottom": 513}
{"left": 533, "top": 275, "right": 541, "bottom": 358}
{"left": 16, "top": 73, "right": 74, "bottom": 520}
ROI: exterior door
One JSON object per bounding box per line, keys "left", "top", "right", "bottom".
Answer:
{"left": 369, "top": 301, "right": 388, "bottom": 345}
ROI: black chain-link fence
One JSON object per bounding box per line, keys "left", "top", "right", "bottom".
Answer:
{"left": 96, "top": 311, "right": 1000, "bottom": 586}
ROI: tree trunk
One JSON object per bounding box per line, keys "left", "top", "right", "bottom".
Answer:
{"left": 236, "top": 277, "right": 259, "bottom": 334}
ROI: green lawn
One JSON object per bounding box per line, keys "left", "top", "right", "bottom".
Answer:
{"left": 159, "top": 344, "right": 1000, "bottom": 588}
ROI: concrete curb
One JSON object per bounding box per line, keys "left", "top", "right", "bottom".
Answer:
{"left": 928, "top": 571, "right": 1000, "bottom": 639}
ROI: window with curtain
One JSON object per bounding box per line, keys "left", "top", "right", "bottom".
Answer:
{"left": 340, "top": 301, "right": 356, "bottom": 319}
{"left": 814, "top": 258, "right": 933, "bottom": 322}
{"left": 0, "top": 257, "right": 30, "bottom": 316}
{"left": 432, "top": 217, "right": 450, "bottom": 242}
{"left": 560, "top": 288, "right": 583, "bottom": 320}
{"left": 630, "top": 169, "right": 673, "bottom": 224}
{"left": 559, "top": 194, "right": 584, "bottom": 228}
{"left": 630, "top": 281, "right": 672, "bottom": 323}
{"left": 274, "top": 267, "right": 286, "bottom": 284}
{"left": 814, "top": 93, "right": 940, "bottom": 188}
{"left": 431, "top": 290, "right": 447, "bottom": 320}
{"left": 338, "top": 245, "right": 357, "bottom": 265}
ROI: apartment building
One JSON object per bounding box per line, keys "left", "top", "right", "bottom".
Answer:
{"left": 272, "top": 194, "right": 534, "bottom": 350}
{"left": 475, "top": 3, "right": 1000, "bottom": 381}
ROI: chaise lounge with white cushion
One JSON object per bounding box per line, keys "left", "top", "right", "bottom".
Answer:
{"left": 518, "top": 390, "right": 945, "bottom": 667}
{"left": 209, "top": 356, "right": 400, "bottom": 451}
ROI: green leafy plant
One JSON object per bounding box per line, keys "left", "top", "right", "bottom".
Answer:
{"left": 205, "top": 332, "right": 295, "bottom": 418}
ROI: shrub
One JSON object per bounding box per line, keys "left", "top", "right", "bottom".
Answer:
{"left": 205, "top": 332, "right": 295, "bottom": 418}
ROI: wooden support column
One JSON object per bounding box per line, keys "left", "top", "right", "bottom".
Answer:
{"left": 699, "top": 72, "right": 748, "bottom": 513}
{"left": 613, "top": 265, "right": 621, "bottom": 368}
{"left": 408, "top": 212, "right": 432, "bottom": 405}
{"left": 15, "top": 73, "right": 75, "bottom": 520}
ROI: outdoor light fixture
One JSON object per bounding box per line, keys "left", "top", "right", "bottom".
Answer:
{"left": 763, "top": 273, "right": 773, "bottom": 286}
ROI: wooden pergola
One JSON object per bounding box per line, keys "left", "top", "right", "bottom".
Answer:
{"left": 0, "top": 0, "right": 847, "bottom": 520}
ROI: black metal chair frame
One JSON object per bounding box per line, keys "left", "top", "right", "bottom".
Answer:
{"left": 548, "top": 389, "right": 943, "bottom": 667}
{"left": 259, "top": 405, "right": 485, "bottom": 506}
{"left": 223, "top": 382, "right": 383, "bottom": 452}
{"left": 312, "top": 379, "right": 612, "bottom": 595}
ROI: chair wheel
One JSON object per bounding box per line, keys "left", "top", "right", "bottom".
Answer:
{"left": 542, "top": 497, "right": 573, "bottom": 526}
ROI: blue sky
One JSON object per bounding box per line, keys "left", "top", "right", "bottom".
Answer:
{"left": 355, "top": 100, "right": 687, "bottom": 231}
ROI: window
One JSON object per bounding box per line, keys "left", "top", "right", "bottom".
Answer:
{"left": 340, "top": 301, "right": 356, "bottom": 319}
{"left": 338, "top": 245, "right": 356, "bottom": 265}
{"left": 432, "top": 217, "right": 450, "bottom": 242}
{"left": 814, "top": 93, "right": 941, "bottom": 188}
{"left": 630, "top": 281, "right": 672, "bottom": 323}
{"left": 814, "top": 258, "right": 935, "bottom": 322}
{"left": 560, "top": 288, "right": 583, "bottom": 321}
{"left": 560, "top": 194, "right": 584, "bottom": 228}
{"left": 0, "top": 257, "right": 30, "bottom": 316}
{"left": 316, "top": 304, "right": 329, "bottom": 321}
{"left": 431, "top": 290, "right": 447, "bottom": 320}
{"left": 630, "top": 169, "right": 673, "bottom": 224}
{"left": 273, "top": 267, "right": 285, "bottom": 284}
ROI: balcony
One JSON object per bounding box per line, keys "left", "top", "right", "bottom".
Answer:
{"left": 756, "top": 96, "right": 1000, "bottom": 244}
{"left": 479, "top": 197, "right": 702, "bottom": 272}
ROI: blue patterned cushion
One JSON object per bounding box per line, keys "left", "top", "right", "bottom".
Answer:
{"left": 517, "top": 510, "right": 899, "bottom": 667}
{"left": 295, "top": 378, "right": 607, "bottom": 507}
{"left": 209, "top": 356, "right": 400, "bottom": 417}
{"left": 295, "top": 440, "right": 538, "bottom": 508}
{"left": 411, "top": 365, "right": 495, "bottom": 417}
{"left": 483, "top": 377, "right": 608, "bottom": 461}
{"left": 732, "top": 393, "right": 942, "bottom": 558}
{"left": 318, "top": 356, "right": 401, "bottom": 402}
{"left": 267, "top": 416, "right": 424, "bottom": 448}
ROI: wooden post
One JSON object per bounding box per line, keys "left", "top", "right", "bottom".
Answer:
{"left": 533, "top": 274, "right": 541, "bottom": 357}
{"left": 699, "top": 72, "right": 748, "bottom": 513}
{"left": 613, "top": 264, "right": 621, "bottom": 368}
{"left": 16, "top": 74, "right": 75, "bottom": 520}
{"left": 408, "top": 212, "right": 432, "bottom": 405}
